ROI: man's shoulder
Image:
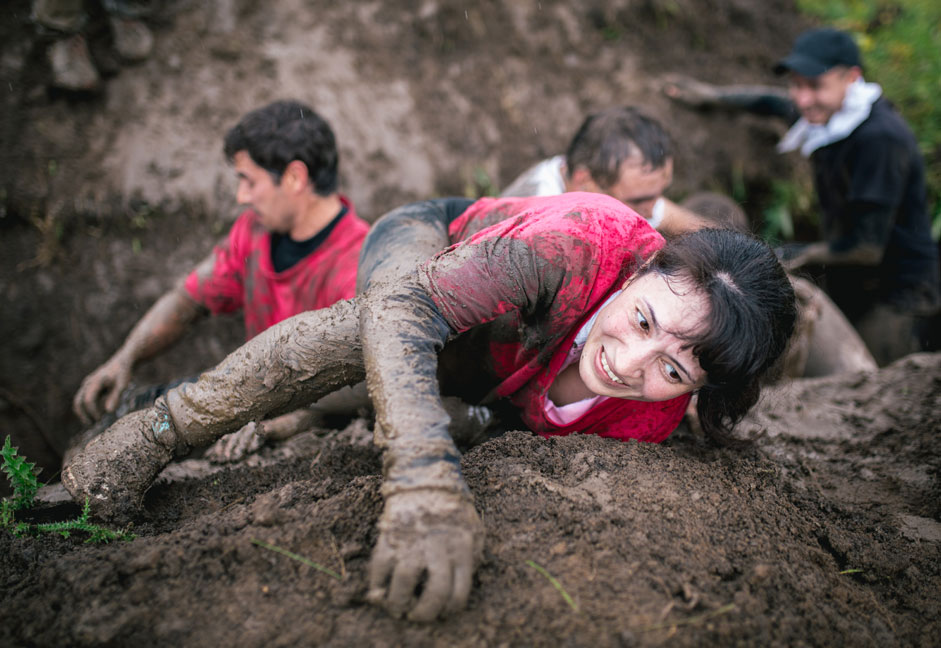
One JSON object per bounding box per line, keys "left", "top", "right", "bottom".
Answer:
{"left": 499, "top": 155, "right": 566, "bottom": 198}
{"left": 852, "top": 98, "right": 918, "bottom": 148}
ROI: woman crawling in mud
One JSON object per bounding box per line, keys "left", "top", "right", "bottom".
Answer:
{"left": 62, "top": 192, "right": 797, "bottom": 622}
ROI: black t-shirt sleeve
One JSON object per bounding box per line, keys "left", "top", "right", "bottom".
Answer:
{"left": 721, "top": 92, "right": 799, "bottom": 123}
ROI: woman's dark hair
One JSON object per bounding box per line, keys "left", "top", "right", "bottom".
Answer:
{"left": 565, "top": 106, "right": 672, "bottom": 189}
{"left": 223, "top": 100, "right": 338, "bottom": 196}
{"left": 636, "top": 228, "right": 797, "bottom": 443}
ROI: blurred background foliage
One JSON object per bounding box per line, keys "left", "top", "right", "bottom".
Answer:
{"left": 797, "top": 0, "right": 941, "bottom": 240}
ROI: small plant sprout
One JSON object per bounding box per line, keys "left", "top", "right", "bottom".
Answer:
{"left": 251, "top": 538, "right": 343, "bottom": 580}
{"left": 640, "top": 602, "right": 737, "bottom": 632}
{"left": 526, "top": 559, "right": 579, "bottom": 612}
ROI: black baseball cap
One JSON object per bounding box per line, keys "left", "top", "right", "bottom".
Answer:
{"left": 773, "top": 28, "right": 861, "bottom": 77}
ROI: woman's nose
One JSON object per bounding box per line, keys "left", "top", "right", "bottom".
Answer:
{"left": 613, "top": 342, "right": 647, "bottom": 379}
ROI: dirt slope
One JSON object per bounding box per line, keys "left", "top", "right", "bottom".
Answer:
{"left": 1, "top": 355, "right": 938, "bottom": 646}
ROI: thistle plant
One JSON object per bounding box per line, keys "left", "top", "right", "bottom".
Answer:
{"left": 1, "top": 436, "right": 134, "bottom": 543}
{"left": 1, "top": 435, "right": 41, "bottom": 528}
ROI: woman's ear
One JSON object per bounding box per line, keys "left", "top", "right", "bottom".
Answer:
{"left": 622, "top": 253, "right": 658, "bottom": 288}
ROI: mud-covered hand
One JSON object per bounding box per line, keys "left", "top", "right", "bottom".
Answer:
{"left": 203, "top": 421, "right": 265, "bottom": 463}
{"left": 662, "top": 74, "right": 721, "bottom": 107}
{"left": 367, "top": 489, "right": 484, "bottom": 622}
{"left": 72, "top": 355, "right": 133, "bottom": 424}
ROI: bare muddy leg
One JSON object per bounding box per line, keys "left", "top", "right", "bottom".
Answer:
{"left": 62, "top": 300, "right": 365, "bottom": 520}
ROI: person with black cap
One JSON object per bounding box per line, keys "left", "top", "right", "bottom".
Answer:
{"left": 665, "top": 27, "right": 939, "bottom": 365}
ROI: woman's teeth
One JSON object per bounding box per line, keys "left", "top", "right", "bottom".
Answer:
{"left": 601, "top": 350, "right": 624, "bottom": 385}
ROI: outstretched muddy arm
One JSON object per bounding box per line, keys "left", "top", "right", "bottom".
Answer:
{"left": 663, "top": 75, "right": 797, "bottom": 122}
{"left": 361, "top": 278, "right": 464, "bottom": 493}
{"left": 164, "top": 299, "right": 366, "bottom": 447}
{"left": 355, "top": 199, "right": 475, "bottom": 484}
{"left": 62, "top": 299, "right": 368, "bottom": 522}
{"left": 360, "top": 274, "right": 483, "bottom": 622}
{"left": 355, "top": 199, "right": 484, "bottom": 621}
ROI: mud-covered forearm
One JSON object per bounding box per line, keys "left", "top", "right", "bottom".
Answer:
{"left": 360, "top": 277, "right": 469, "bottom": 498}
{"left": 164, "top": 300, "right": 365, "bottom": 447}
{"left": 665, "top": 76, "right": 797, "bottom": 122}
{"left": 713, "top": 86, "right": 797, "bottom": 121}
{"left": 116, "top": 285, "right": 206, "bottom": 367}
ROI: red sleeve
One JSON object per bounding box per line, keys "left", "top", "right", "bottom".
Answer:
{"left": 420, "top": 193, "right": 664, "bottom": 334}
{"left": 184, "top": 211, "right": 256, "bottom": 315}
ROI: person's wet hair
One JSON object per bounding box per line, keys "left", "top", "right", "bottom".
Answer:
{"left": 223, "top": 100, "right": 338, "bottom": 196}
{"left": 636, "top": 228, "right": 797, "bottom": 443}
{"left": 565, "top": 106, "right": 672, "bottom": 189}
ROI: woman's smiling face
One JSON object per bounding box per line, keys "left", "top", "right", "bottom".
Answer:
{"left": 578, "top": 271, "right": 709, "bottom": 402}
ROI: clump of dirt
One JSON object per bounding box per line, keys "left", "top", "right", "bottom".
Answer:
{"left": 1, "top": 356, "right": 938, "bottom": 646}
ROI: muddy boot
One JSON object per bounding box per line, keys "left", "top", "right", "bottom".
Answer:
{"left": 61, "top": 400, "right": 185, "bottom": 521}
{"left": 47, "top": 34, "right": 101, "bottom": 91}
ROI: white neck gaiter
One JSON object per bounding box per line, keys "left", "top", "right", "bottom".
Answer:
{"left": 777, "top": 78, "right": 882, "bottom": 157}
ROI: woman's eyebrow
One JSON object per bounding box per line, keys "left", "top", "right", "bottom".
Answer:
{"left": 643, "top": 298, "right": 693, "bottom": 382}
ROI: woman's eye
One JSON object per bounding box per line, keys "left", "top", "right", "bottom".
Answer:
{"left": 636, "top": 309, "right": 649, "bottom": 332}
{"left": 663, "top": 361, "right": 680, "bottom": 383}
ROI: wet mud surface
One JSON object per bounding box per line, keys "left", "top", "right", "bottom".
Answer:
{"left": 2, "top": 356, "right": 939, "bottom": 646}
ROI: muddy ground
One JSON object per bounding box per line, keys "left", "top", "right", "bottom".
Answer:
{"left": 1, "top": 0, "right": 939, "bottom": 646}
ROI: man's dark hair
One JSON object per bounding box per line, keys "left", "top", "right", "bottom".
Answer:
{"left": 565, "top": 106, "right": 673, "bottom": 189}
{"left": 636, "top": 228, "right": 797, "bottom": 444}
{"left": 223, "top": 100, "right": 338, "bottom": 196}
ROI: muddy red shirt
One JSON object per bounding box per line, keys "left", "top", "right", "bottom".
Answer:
{"left": 184, "top": 197, "right": 368, "bottom": 339}
{"left": 421, "top": 192, "right": 692, "bottom": 443}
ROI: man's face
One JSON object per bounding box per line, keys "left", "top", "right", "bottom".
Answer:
{"left": 233, "top": 150, "right": 294, "bottom": 233}
{"left": 604, "top": 156, "right": 674, "bottom": 220}
{"left": 787, "top": 66, "right": 858, "bottom": 125}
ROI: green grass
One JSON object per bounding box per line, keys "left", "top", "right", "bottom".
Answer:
{"left": 796, "top": 0, "right": 941, "bottom": 238}
{"left": 526, "top": 559, "right": 579, "bottom": 612}
{"left": 251, "top": 538, "right": 343, "bottom": 579}
{"left": 639, "top": 602, "right": 737, "bottom": 632}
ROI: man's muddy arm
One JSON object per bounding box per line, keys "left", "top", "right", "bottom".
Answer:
{"left": 72, "top": 285, "right": 207, "bottom": 423}
{"left": 663, "top": 75, "right": 797, "bottom": 121}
